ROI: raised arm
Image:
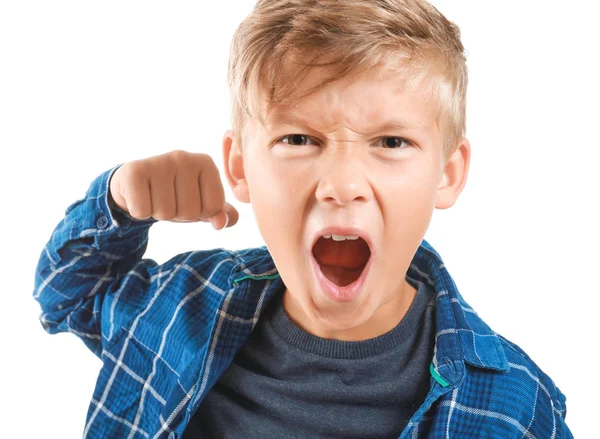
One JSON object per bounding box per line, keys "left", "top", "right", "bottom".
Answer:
{"left": 33, "top": 150, "right": 238, "bottom": 359}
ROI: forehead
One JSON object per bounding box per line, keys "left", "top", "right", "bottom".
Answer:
{"left": 259, "top": 63, "right": 438, "bottom": 135}
{"left": 265, "top": 109, "right": 432, "bottom": 136}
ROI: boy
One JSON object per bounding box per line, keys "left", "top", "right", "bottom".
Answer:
{"left": 33, "top": 0, "right": 573, "bottom": 437}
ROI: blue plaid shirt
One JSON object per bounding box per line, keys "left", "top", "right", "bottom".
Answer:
{"left": 34, "top": 165, "right": 573, "bottom": 439}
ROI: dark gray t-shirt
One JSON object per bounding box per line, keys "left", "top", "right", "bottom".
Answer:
{"left": 183, "top": 278, "right": 436, "bottom": 438}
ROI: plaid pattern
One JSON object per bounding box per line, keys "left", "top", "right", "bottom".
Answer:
{"left": 34, "top": 165, "right": 573, "bottom": 439}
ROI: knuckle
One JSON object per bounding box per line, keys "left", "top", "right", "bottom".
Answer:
{"left": 121, "top": 163, "right": 149, "bottom": 190}
{"left": 201, "top": 202, "right": 223, "bottom": 219}
{"left": 202, "top": 155, "right": 218, "bottom": 172}
{"left": 129, "top": 207, "right": 151, "bottom": 220}
{"left": 170, "top": 149, "right": 189, "bottom": 164}
{"left": 175, "top": 210, "right": 199, "bottom": 221}
{"left": 176, "top": 200, "right": 201, "bottom": 220}
{"left": 153, "top": 209, "right": 176, "bottom": 221}
{"left": 124, "top": 159, "right": 146, "bottom": 178}
{"left": 193, "top": 152, "right": 215, "bottom": 172}
{"left": 181, "top": 202, "right": 202, "bottom": 219}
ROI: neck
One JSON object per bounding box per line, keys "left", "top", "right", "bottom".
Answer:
{"left": 282, "top": 279, "right": 417, "bottom": 341}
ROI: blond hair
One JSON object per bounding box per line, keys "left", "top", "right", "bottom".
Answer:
{"left": 227, "top": 0, "right": 468, "bottom": 165}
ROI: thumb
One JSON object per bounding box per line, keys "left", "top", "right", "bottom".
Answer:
{"left": 209, "top": 202, "right": 239, "bottom": 230}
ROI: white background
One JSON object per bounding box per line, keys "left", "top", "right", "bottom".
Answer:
{"left": 1, "top": 1, "right": 597, "bottom": 437}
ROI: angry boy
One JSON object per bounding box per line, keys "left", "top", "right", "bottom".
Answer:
{"left": 34, "top": 0, "right": 573, "bottom": 438}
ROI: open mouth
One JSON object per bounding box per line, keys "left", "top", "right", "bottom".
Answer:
{"left": 312, "top": 236, "right": 371, "bottom": 286}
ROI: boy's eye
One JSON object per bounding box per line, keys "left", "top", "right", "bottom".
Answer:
{"left": 280, "top": 134, "right": 315, "bottom": 146}
{"left": 380, "top": 137, "right": 412, "bottom": 149}
{"left": 278, "top": 134, "right": 413, "bottom": 149}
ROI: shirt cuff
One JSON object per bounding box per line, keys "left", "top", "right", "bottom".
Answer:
{"left": 69, "top": 164, "right": 159, "bottom": 242}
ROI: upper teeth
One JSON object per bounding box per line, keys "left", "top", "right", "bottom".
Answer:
{"left": 323, "top": 234, "right": 360, "bottom": 241}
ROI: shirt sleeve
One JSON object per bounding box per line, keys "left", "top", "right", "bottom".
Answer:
{"left": 554, "top": 384, "right": 574, "bottom": 439}
{"left": 33, "top": 164, "right": 164, "bottom": 359}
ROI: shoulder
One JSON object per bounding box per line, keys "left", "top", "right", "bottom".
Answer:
{"left": 103, "top": 246, "right": 254, "bottom": 358}
{"left": 145, "top": 246, "right": 238, "bottom": 283}
{"left": 450, "top": 332, "right": 571, "bottom": 437}
{"left": 146, "top": 245, "right": 272, "bottom": 301}
{"left": 495, "top": 333, "right": 569, "bottom": 419}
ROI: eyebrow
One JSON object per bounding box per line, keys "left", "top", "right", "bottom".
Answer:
{"left": 265, "top": 112, "right": 431, "bottom": 134}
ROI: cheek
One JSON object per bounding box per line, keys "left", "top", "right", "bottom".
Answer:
{"left": 248, "top": 156, "right": 305, "bottom": 201}
{"left": 382, "top": 173, "right": 437, "bottom": 247}
{"left": 249, "top": 176, "right": 304, "bottom": 253}
{"left": 250, "top": 158, "right": 311, "bottom": 227}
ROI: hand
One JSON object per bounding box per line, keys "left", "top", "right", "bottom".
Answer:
{"left": 109, "top": 149, "right": 238, "bottom": 230}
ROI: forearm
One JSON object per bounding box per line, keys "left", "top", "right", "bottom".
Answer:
{"left": 33, "top": 164, "right": 158, "bottom": 356}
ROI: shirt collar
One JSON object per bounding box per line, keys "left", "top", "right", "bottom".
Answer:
{"left": 407, "top": 240, "right": 510, "bottom": 374}
{"left": 228, "top": 239, "right": 510, "bottom": 379}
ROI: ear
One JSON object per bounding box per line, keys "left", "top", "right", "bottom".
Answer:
{"left": 435, "top": 137, "right": 471, "bottom": 210}
{"left": 222, "top": 129, "right": 251, "bottom": 204}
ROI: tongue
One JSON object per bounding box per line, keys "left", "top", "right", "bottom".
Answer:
{"left": 312, "top": 238, "right": 371, "bottom": 287}
{"left": 319, "top": 265, "right": 364, "bottom": 287}
{"left": 313, "top": 237, "right": 370, "bottom": 270}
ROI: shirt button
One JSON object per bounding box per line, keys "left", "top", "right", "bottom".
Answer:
{"left": 96, "top": 216, "right": 109, "bottom": 229}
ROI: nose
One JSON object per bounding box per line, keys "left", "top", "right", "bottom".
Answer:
{"left": 314, "top": 145, "right": 371, "bottom": 206}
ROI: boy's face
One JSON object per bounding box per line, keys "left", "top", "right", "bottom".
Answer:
{"left": 223, "top": 63, "right": 470, "bottom": 341}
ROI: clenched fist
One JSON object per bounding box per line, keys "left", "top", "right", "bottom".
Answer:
{"left": 108, "top": 150, "right": 239, "bottom": 230}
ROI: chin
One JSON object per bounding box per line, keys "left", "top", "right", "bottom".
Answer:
{"left": 313, "top": 302, "right": 373, "bottom": 331}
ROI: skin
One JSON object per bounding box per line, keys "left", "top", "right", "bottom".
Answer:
{"left": 221, "top": 63, "right": 471, "bottom": 341}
